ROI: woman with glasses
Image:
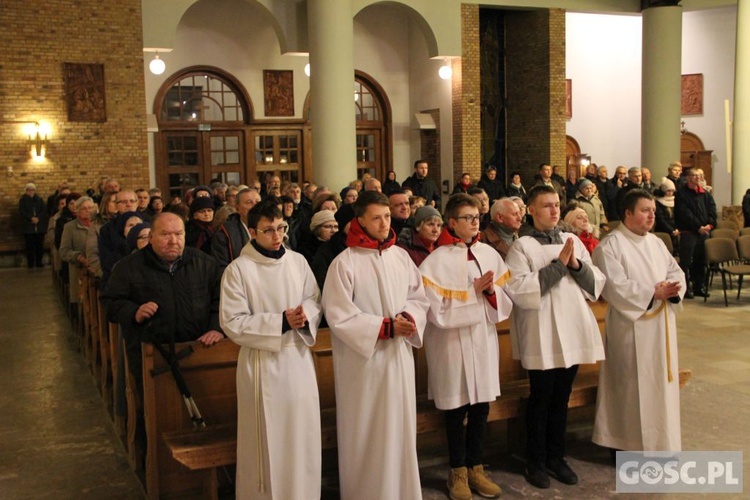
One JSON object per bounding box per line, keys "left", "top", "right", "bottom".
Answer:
{"left": 59, "top": 196, "right": 96, "bottom": 307}
{"left": 300, "top": 210, "right": 338, "bottom": 264}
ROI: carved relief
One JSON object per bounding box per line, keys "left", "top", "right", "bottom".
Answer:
{"left": 682, "top": 74, "right": 703, "bottom": 116}
{"left": 263, "top": 70, "right": 294, "bottom": 117}
{"left": 64, "top": 63, "right": 107, "bottom": 122}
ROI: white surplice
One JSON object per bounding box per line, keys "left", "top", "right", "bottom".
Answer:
{"left": 419, "top": 241, "right": 513, "bottom": 410}
{"left": 321, "top": 244, "right": 428, "bottom": 500}
{"left": 504, "top": 232, "right": 606, "bottom": 370}
{"left": 220, "top": 243, "right": 322, "bottom": 500}
{"left": 592, "top": 225, "right": 685, "bottom": 451}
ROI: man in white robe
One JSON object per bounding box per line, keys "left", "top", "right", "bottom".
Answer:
{"left": 592, "top": 189, "right": 685, "bottom": 453}
{"left": 220, "top": 201, "right": 322, "bottom": 500}
{"left": 420, "top": 194, "right": 513, "bottom": 500}
{"left": 504, "top": 185, "right": 606, "bottom": 489}
{"left": 322, "top": 191, "right": 429, "bottom": 500}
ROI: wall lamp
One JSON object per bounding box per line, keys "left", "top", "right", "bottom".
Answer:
{"left": 438, "top": 58, "right": 453, "bottom": 80}
{"left": 3, "top": 120, "right": 48, "bottom": 158}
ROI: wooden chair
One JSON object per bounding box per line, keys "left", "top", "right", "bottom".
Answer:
{"left": 716, "top": 219, "right": 739, "bottom": 231}
{"left": 711, "top": 228, "right": 739, "bottom": 240}
{"left": 703, "top": 237, "right": 750, "bottom": 306}
{"left": 654, "top": 232, "right": 674, "bottom": 254}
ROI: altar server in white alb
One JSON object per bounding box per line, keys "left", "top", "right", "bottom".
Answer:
{"left": 419, "top": 194, "right": 513, "bottom": 500}
{"left": 220, "top": 201, "right": 322, "bottom": 500}
{"left": 504, "top": 185, "right": 606, "bottom": 489}
{"left": 322, "top": 191, "right": 429, "bottom": 500}
{"left": 592, "top": 189, "right": 685, "bottom": 453}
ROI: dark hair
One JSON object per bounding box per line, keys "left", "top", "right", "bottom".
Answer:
{"left": 353, "top": 190, "right": 389, "bottom": 217}
{"left": 413, "top": 159, "right": 427, "bottom": 169}
{"left": 445, "top": 193, "right": 480, "bottom": 219}
{"left": 312, "top": 193, "right": 340, "bottom": 213}
{"left": 621, "top": 189, "right": 654, "bottom": 217}
{"left": 526, "top": 184, "right": 558, "bottom": 205}
{"left": 539, "top": 163, "right": 550, "bottom": 170}
{"left": 247, "top": 200, "right": 283, "bottom": 229}
{"left": 467, "top": 187, "right": 486, "bottom": 197}
{"left": 388, "top": 189, "right": 408, "bottom": 198}
{"left": 280, "top": 195, "right": 294, "bottom": 204}
{"left": 510, "top": 170, "right": 522, "bottom": 179}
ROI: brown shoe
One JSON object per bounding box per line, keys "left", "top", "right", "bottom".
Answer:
{"left": 447, "top": 467, "right": 472, "bottom": 500}
{"left": 468, "top": 464, "right": 502, "bottom": 498}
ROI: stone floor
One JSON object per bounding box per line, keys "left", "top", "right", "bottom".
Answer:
{"left": 0, "top": 266, "right": 748, "bottom": 499}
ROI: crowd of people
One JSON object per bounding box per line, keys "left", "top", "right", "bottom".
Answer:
{"left": 18, "top": 157, "right": 707, "bottom": 499}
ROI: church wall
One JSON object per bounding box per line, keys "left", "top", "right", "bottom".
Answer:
{"left": 0, "top": 0, "right": 149, "bottom": 249}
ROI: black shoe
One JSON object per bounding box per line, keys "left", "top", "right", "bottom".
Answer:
{"left": 525, "top": 464, "right": 550, "bottom": 489}
{"left": 684, "top": 289, "right": 695, "bottom": 299}
{"left": 546, "top": 458, "right": 578, "bottom": 485}
{"left": 693, "top": 288, "right": 710, "bottom": 298}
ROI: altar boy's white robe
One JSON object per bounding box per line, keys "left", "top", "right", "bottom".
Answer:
{"left": 419, "top": 240, "right": 513, "bottom": 410}
{"left": 592, "top": 225, "right": 685, "bottom": 451}
{"left": 322, "top": 238, "right": 428, "bottom": 500}
{"left": 504, "top": 232, "right": 606, "bottom": 370}
{"left": 220, "top": 243, "right": 322, "bottom": 500}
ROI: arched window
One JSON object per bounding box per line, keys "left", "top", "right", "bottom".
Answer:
{"left": 154, "top": 67, "right": 253, "bottom": 199}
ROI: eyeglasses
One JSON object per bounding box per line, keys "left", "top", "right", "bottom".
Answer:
{"left": 321, "top": 224, "right": 339, "bottom": 231}
{"left": 137, "top": 235, "right": 150, "bottom": 240}
{"left": 116, "top": 199, "right": 138, "bottom": 204}
{"left": 454, "top": 215, "right": 481, "bottom": 223}
{"left": 257, "top": 224, "right": 289, "bottom": 236}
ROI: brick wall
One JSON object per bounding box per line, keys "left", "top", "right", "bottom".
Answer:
{"left": 0, "top": 0, "right": 149, "bottom": 249}
{"left": 504, "top": 9, "right": 566, "bottom": 187}
{"left": 452, "top": 3, "right": 482, "bottom": 189}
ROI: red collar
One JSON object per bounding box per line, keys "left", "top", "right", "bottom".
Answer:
{"left": 689, "top": 183, "right": 706, "bottom": 194}
{"left": 346, "top": 218, "right": 396, "bottom": 251}
{"left": 435, "top": 227, "right": 480, "bottom": 248}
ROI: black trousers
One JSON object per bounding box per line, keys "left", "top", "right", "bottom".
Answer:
{"left": 445, "top": 402, "right": 490, "bottom": 468}
{"left": 678, "top": 231, "right": 708, "bottom": 288}
{"left": 24, "top": 233, "right": 44, "bottom": 268}
{"left": 526, "top": 365, "right": 579, "bottom": 466}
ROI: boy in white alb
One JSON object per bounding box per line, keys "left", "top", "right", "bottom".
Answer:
{"left": 504, "top": 185, "right": 606, "bottom": 489}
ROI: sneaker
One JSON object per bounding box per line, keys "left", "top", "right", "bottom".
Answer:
{"left": 525, "top": 463, "right": 550, "bottom": 489}
{"left": 468, "top": 464, "right": 502, "bottom": 497}
{"left": 447, "top": 467, "right": 472, "bottom": 500}
{"left": 546, "top": 458, "right": 579, "bottom": 485}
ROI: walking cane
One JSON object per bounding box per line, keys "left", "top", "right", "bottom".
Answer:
{"left": 149, "top": 342, "right": 206, "bottom": 429}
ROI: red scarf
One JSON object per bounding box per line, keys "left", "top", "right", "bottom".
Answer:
{"left": 346, "top": 218, "right": 396, "bottom": 251}
{"left": 435, "top": 227, "right": 480, "bottom": 248}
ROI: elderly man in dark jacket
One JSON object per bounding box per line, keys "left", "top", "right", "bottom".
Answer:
{"left": 211, "top": 188, "right": 261, "bottom": 271}
{"left": 675, "top": 168, "right": 717, "bottom": 298}
{"left": 19, "top": 182, "right": 48, "bottom": 268}
{"left": 101, "top": 212, "right": 224, "bottom": 390}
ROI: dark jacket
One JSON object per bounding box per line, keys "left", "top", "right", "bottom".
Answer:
{"left": 211, "top": 213, "right": 250, "bottom": 271}
{"left": 311, "top": 230, "right": 348, "bottom": 290}
{"left": 98, "top": 216, "right": 128, "bottom": 284}
{"left": 396, "top": 228, "right": 433, "bottom": 267}
{"left": 477, "top": 177, "right": 504, "bottom": 204}
{"left": 382, "top": 179, "right": 401, "bottom": 196}
{"left": 185, "top": 219, "right": 215, "bottom": 255}
{"left": 101, "top": 245, "right": 223, "bottom": 390}
{"left": 506, "top": 183, "right": 526, "bottom": 201}
{"left": 402, "top": 173, "right": 441, "bottom": 206}
{"left": 654, "top": 193, "right": 677, "bottom": 234}
{"left": 102, "top": 245, "right": 222, "bottom": 345}
{"left": 674, "top": 184, "right": 717, "bottom": 232}
{"left": 19, "top": 194, "right": 47, "bottom": 234}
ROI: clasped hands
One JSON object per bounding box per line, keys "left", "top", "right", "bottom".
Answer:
{"left": 654, "top": 281, "right": 682, "bottom": 301}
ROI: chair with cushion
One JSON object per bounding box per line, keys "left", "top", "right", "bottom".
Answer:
{"left": 737, "top": 235, "right": 750, "bottom": 264}
{"left": 716, "top": 219, "right": 739, "bottom": 232}
{"left": 703, "top": 237, "right": 750, "bottom": 306}
{"left": 654, "top": 232, "right": 674, "bottom": 255}
{"left": 711, "top": 228, "right": 739, "bottom": 240}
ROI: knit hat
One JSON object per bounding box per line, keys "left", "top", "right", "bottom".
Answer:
{"left": 189, "top": 196, "right": 215, "bottom": 218}
{"left": 659, "top": 178, "right": 676, "bottom": 193}
{"left": 25, "top": 183, "right": 36, "bottom": 191}
{"left": 310, "top": 210, "right": 337, "bottom": 232}
{"left": 578, "top": 178, "right": 593, "bottom": 191}
{"left": 334, "top": 203, "right": 355, "bottom": 229}
{"left": 193, "top": 185, "right": 212, "bottom": 198}
{"left": 413, "top": 206, "right": 442, "bottom": 228}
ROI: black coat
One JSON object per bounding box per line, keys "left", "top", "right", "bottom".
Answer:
{"left": 19, "top": 194, "right": 47, "bottom": 234}
{"left": 211, "top": 213, "right": 250, "bottom": 271}
{"left": 674, "top": 184, "right": 717, "bottom": 232}
{"left": 477, "top": 177, "right": 504, "bottom": 203}
{"left": 310, "top": 231, "right": 348, "bottom": 290}
{"left": 402, "top": 173, "right": 441, "bottom": 206}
